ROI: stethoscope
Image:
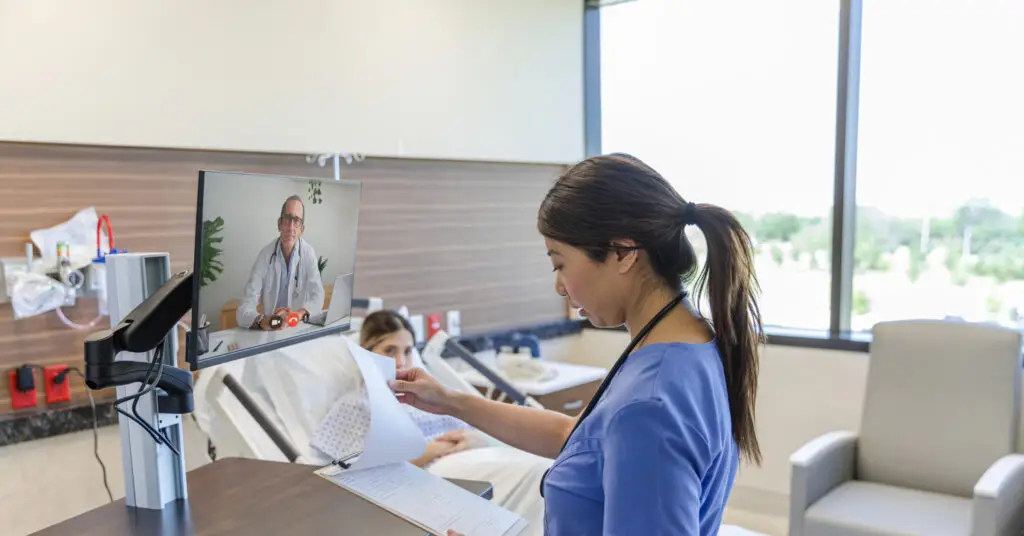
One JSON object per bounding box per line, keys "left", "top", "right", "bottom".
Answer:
{"left": 268, "top": 237, "right": 303, "bottom": 297}
{"left": 538, "top": 290, "right": 688, "bottom": 497}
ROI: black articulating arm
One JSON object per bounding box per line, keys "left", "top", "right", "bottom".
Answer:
{"left": 84, "top": 270, "right": 195, "bottom": 414}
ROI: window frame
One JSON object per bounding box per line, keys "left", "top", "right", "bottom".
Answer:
{"left": 585, "top": 0, "right": 871, "bottom": 352}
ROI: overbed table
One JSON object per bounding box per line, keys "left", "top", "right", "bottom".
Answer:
{"left": 32, "top": 457, "right": 493, "bottom": 536}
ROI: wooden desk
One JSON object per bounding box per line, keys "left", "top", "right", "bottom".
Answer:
{"left": 220, "top": 284, "right": 335, "bottom": 330}
{"left": 32, "top": 458, "right": 492, "bottom": 536}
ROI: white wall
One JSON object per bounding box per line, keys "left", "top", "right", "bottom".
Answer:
{"left": 735, "top": 345, "right": 868, "bottom": 498}
{"left": 0, "top": 0, "right": 584, "bottom": 164}
{"left": 199, "top": 172, "right": 361, "bottom": 331}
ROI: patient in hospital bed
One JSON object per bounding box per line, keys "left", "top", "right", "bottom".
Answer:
{"left": 309, "top": 311, "right": 490, "bottom": 467}
{"left": 198, "top": 309, "right": 760, "bottom": 536}
{"left": 304, "top": 310, "right": 549, "bottom": 535}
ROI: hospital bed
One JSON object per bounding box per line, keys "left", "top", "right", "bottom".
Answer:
{"left": 190, "top": 304, "right": 764, "bottom": 536}
{"left": 192, "top": 327, "right": 534, "bottom": 465}
{"left": 191, "top": 304, "right": 552, "bottom": 535}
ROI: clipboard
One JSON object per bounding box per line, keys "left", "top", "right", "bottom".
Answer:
{"left": 314, "top": 460, "right": 529, "bottom": 536}
{"left": 316, "top": 338, "right": 528, "bottom": 534}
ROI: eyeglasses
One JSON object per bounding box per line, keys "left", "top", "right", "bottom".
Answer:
{"left": 280, "top": 214, "right": 304, "bottom": 227}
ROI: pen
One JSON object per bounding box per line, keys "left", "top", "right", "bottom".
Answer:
{"left": 332, "top": 451, "right": 362, "bottom": 469}
{"left": 213, "top": 341, "right": 223, "bottom": 353}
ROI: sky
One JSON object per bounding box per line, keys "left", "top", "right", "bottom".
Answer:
{"left": 600, "top": 0, "right": 1024, "bottom": 219}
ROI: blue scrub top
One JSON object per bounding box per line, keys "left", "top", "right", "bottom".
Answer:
{"left": 542, "top": 341, "right": 738, "bottom": 535}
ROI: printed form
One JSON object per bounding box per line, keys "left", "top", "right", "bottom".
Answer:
{"left": 319, "top": 463, "right": 527, "bottom": 536}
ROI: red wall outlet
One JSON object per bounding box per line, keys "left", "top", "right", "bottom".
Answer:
{"left": 7, "top": 370, "right": 38, "bottom": 410}
{"left": 44, "top": 365, "right": 71, "bottom": 404}
{"left": 427, "top": 313, "right": 443, "bottom": 339}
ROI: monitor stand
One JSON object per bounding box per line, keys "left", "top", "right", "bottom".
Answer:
{"left": 105, "top": 252, "right": 188, "bottom": 510}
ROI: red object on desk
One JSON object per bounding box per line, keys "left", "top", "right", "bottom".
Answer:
{"left": 8, "top": 370, "right": 38, "bottom": 410}
{"left": 427, "top": 313, "right": 443, "bottom": 339}
{"left": 44, "top": 365, "right": 71, "bottom": 404}
{"left": 286, "top": 312, "right": 301, "bottom": 328}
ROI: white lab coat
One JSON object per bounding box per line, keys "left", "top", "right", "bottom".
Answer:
{"left": 236, "top": 238, "right": 325, "bottom": 329}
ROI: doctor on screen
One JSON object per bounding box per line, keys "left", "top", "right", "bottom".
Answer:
{"left": 236, "top": 195, "right": 325, "bottom": 331}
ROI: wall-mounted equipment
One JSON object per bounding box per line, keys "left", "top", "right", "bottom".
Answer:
{"left": 1, "top": 208, "right": 123, "bottom": 328}
{"left": 89, "top": 213, "right": 124, "bottom": 317}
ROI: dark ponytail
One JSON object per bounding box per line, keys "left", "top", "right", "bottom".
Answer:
{"left": 687, "top": 203, "right": 764, "bottom": 465}
{"left": 538, "top": 153, "right": 764, "bottom": 465}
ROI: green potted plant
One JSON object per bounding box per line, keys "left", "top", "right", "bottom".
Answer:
{"left": 307, "top": 180, "right": 323, "bottom": 205}
{"left": 318, "top": 256, "right": 328, "bottom": 275}
{"left": 201, "top": 217, "right": 225, "bottom": 288}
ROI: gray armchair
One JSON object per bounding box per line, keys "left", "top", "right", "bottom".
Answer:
{"left": 790, "top": 320, "right": 1024, "bottom": 536}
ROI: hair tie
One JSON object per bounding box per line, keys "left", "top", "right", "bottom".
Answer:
{"left": 680, "top": 201, "right": 699, "bottom": 226}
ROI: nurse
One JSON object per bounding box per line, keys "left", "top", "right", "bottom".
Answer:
{"left": 390, "top": 154, "right": 764, "bottom": 535}
{"left": 236, "top": 195, "right": 325, "bottom": 331}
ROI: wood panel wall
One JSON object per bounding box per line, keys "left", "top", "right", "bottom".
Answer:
{"left": 0, "top": 142, "right": 567, "bottom": 415}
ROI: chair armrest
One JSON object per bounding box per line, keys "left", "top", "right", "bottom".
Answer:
{"left": 972, "top": 454, "right": 1024, "bottom": 536}
{"left": 789, "top": 431, "right": 858, "bottom": 536}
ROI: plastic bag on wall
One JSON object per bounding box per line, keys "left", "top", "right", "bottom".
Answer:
{"left": 9, "top": 271, "right": 66, "bottom": 320}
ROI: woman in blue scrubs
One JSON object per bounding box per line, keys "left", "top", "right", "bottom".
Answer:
{"left": 390, "top": 153, "right": 764, "bottom": 535}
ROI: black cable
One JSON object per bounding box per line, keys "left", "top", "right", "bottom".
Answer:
{"left": 115, "top": 408, "right": 175, "bottom": 451}
{"left": 125, "top": 344, "right": 180, "bottom": 457}
{"left": 66, "top": 367, "right": 114, "bottom": 503}
{"left": 131, "top": 345, "right": 165, "bottom": 442}
{"left": 106, "top": 342, "right": 181, "bottom": 458}
{"left": 111, "top": 344, "right": 165, "bottom": 442}
{"left": 10, "top": 364, "right": 115, "bottom": 503}
{"left": 112, "top": 345, "right": 160, "bottom": 406}
{"left": 140, "top": 344, "right": 180, "bottom": 457}
{"left": 131, "top": 345, "right": 179, "bottom": 457}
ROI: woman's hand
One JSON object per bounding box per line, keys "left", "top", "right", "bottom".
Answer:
{"left": 409, "top": 438, "right": 459, "bottom": 468}
{"left": 389, "top": 368, "right": 462, "bottom": 415}
{"left": 446, "top": 531, "right": 464, "bottom": 536}
{"left": 436, "top": 430, "right": 489, "bottom": 454}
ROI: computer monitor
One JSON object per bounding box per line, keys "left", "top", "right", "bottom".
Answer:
{"left": 189, "top": 170, "right": 362, "bottom": 370}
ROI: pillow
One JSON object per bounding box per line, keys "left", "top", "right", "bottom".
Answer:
{"left": 243, "top": 334, "right": 361, "bottom": 452}
{"left": 310, "top": 382, "right": 472, "bottom": 462}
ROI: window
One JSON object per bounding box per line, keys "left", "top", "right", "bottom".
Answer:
{"left": 593, "top": 0, "right": 1024, "bottom": 345}
{"left": 600, "top": 0, "right": 840, "bottom": 331}
{"left": 853, "top": 1, "right": 1024, "bottom": 332}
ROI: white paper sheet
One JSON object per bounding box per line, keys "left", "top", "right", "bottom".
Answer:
{"left": 317, "top": 462, "right": 528, "bottom": 536}
{"left": 340, "top": 337, "right": 427, "bottom": 470}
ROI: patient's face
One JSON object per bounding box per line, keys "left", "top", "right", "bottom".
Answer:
{"left": 369, "top": 329, "right": 415, "bottom": 369}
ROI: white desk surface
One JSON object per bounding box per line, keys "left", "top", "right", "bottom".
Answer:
{"left": 459, "top": 360, "right": 607, "bottom": 396}
{"left": 204, "top": 322, "right": 321, "bottom": 358}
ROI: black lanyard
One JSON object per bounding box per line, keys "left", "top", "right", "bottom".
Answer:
{"left": 539, "top": 291, "right": 687, "bottom": 497}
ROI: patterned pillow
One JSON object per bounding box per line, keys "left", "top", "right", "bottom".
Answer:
{"left": 310, "top": 383, "right": 473, "bottom": 461}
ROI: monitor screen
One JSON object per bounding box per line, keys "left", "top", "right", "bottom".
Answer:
{"left": 189, "top": 170, "right": 362, "bottom": 369}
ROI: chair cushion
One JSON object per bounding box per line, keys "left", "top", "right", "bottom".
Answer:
{"left": 859, "top": 320, "right": 1021, "bottom": 497}
{"left": 804, "top": 481, "right": 971, "bottom": 536}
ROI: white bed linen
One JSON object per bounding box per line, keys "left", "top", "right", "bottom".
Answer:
{"left": 231, "top": 333, "right": 550, "bottom": 532}
{"left": 195, "top": 334, "right": 762, "bottom": 536}
{"left": 309, "top": 382, "right": 473, "bottom": 461}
